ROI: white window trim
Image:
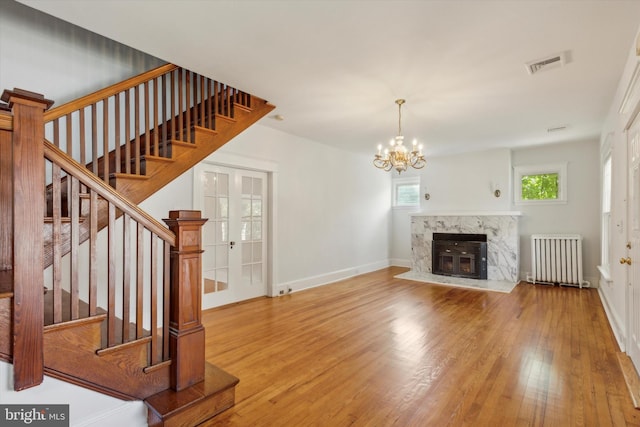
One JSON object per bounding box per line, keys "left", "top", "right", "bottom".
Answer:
{"left": 513, "top": 162, "right": 568, "bottom": 205}
{"left": 392, "top": 176, "right": 420, "bottom": 208}
{"left": 599, "top": 137, "right": 613, "bottom": 277}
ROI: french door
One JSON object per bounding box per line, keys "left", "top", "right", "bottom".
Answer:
{"left": 196, "top": 164, "right": 268, "bottom": 308}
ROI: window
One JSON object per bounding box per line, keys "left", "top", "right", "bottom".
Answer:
{"left": 393, "top": 177, "right": 420, "bottom": 207}
{"left": 513, "top": 163, "right": 567, "bottom": 205}
{"left": 601, "top": 153, "right": 612, "bottom": 271}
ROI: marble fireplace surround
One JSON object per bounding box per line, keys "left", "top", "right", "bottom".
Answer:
{"left": 411, "top": 212, "right": 521, "bottom": 283}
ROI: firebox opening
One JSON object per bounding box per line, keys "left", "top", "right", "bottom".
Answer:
{"left": 432, "top": 233, "right": 488, "bottom": 280}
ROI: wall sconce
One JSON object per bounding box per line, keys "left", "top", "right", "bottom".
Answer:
{"left": 424, "top": 192, "right": 430, "bottom": 200}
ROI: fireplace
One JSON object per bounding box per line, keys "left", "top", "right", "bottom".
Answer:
{"left": 432, "top": 233, "right": 487, "bottom": 280}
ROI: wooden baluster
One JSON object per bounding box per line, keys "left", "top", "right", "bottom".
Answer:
{"left": 213, "top": 80, "right": 219, "bottom": 118}
{"left": 206, "top": 78, "right": 212, "bottom": 129}
{"left": 150, "top": 233, "right": 158, "bottom": 365}
{"left": 52, "top": 162, "right": 62, "bottom": 323}
{"left": 79, "top": 108, "right": 86, "bottom": 167}
{"left": 170, "top": 70, "right": 176, "bottom": 142}
{"left": 226, "top": 85, "right": 231, "bottom": 117}
{"left": 53, "top": 118, "right": 59, "bottom": 147}
{"left": 163, "top": 242, "right": 170, "bottom": 360}
{"left": 1, "top": 89, "right": 53, "bottom": 391}
{"left": 70, "top": 176, "right": 79, "bottom": 320}
{"left": 107, "top": 202, "right": 116, "bottom": 346}
{"left": 136, "top": 222, "right": 144, "bottom": 338}
{"left": 134, "top": 85, "right": 141, "bottom": 175}
{"left": 193, "top": 73, "right": 199, "bottom": 129}
{"left": 200, "top": 75, "right": 205, "bottom": 128}
{"left": 144, "top": 82, "right": 150, "bottom": 162}
{"left": 185, "top": 72, "right": 191, "bottom": 143}
{"left": 103, "top": 98, "right": 109, "bottom": 182}
{"left": 161, "top": 73, "right": 168, "bottom": 157}
{"left": 115, "top": 93, "right": 121, "bottom": 174}
{"left": 91, "top": 103, "right": 98, "bottom": 175}
{"left": 178, "top": 70, "right": 184, "bottom": 142}
{"left": 66, "top": 113, "right": 73, "bottom": 159}
{"left": 122, "top": 213, "right": 131, "bottom": 342}
{"left": 125, "top": 89, "right": 131, "bottom": 174}
{"left": 89, "top": 190, "right": 98, "bottom": 315}
{"left": 164, "top": 210, "right": 207, "bottom": 391}
{"left": 153, "top": 77, "right": 159, "bottom": 156}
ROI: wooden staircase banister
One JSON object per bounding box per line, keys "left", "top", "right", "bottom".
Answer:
{"left": 44, "top": 63, "right": 178, "bottom": 122}
{"left": 1, "top": 55, "right": 274, "bottom": 421}
{"left": 44, "top": 140, "right": 175, "bottom": 244}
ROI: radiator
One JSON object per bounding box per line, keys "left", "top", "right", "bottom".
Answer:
{"left": 528, "top": 234, "right": 586, "bottom": 288}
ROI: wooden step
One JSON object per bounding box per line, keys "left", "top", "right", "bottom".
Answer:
{"left": 145, "top": 362, "right": 239, "bottom": 427}
{"left": 43, "top": 314, "right": 170, "bottom": 400}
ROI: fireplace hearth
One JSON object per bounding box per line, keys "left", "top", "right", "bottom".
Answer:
{"left": 432, "top": 233, "right": 487, "bottom": 280}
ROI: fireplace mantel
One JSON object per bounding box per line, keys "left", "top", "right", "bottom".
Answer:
{"left": 410, "top": 211, "right": 522, "bottom": 217}
{"left": 411, "top": 213, "right": 520, "bottom": 282}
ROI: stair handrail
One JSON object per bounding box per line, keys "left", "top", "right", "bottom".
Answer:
{"left": 44, "top": 139, "right": 174, "bottom": 244}
{"left": 44, "top": 63, "right": 178, "bottom": 122}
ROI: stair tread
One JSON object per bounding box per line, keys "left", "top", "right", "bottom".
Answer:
{"left": 44, "top": 217, "right": 87, "bottom": 224}
{"left": 139, "top": 154, "right": 174, "bottom": 163}
{"left": 145, "top": 362, "right": 238, "bottom": 419}
{"left": 109, "top": 172, "right": 149, "bottom": 180}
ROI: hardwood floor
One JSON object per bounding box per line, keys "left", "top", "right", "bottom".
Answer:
{"left": 201, "top": 266, "right": 640, "bottom": 426}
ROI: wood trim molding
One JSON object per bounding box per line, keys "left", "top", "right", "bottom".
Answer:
{"left": 44, "top": 63, "right": 178, "bottom": 121}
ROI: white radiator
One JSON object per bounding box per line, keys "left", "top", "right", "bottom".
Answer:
{"left": 528, "top": 234, "right": 587, "bottom": 288}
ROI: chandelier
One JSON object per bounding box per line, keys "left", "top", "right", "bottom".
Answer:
{"left": 373, "top": 99, "right": 425, "bottom": 173}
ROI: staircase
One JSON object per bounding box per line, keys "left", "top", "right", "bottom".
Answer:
{"left": 0, "top": 64, "right": 274, "bottom": 425}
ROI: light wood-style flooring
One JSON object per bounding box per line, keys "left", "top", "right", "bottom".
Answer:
{"left": 202, "top": 266, "right": 640, "bottom": 426}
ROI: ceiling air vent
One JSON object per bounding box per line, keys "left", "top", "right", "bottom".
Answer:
{"left": 525, "top": 52, "right": 567, "bottom": 75}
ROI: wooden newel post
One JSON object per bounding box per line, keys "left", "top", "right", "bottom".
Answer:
{"left": 164, "top": 210, "right": 208, "bottom": 391}
{"left": 1, "top": 89, "right": 54, "bottom": 391}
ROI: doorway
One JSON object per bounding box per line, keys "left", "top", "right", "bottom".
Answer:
{"left": 195, "top": 163, "right": 269, "bottom": 308}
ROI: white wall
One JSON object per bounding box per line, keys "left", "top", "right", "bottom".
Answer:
{"left": 0, "top": 1, "right": 163, "bottom": 106}
{"left": 142, "top": 124, "right": 392, "bottom": 294}
{"left": 511, "top": 139, "right": 601, "bottom": 286}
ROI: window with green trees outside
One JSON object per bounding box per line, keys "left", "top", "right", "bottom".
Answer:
{"left": 520, "top": 173, "right": 559, "bottom": 200}
{"left": 513, "top": 163, "right": 567, "bottom": 205}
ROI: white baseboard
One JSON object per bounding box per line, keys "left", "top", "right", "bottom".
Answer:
{"left": 275, "top": 259, "right": 391, "bottom": 295}
{"left": 598, "top": 285, "right": 626, "bottom": 351}
{"left": 389, "top": 258, "right": 411, "bottom": 268}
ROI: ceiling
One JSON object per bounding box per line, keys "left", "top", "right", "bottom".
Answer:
{"left": 18, "top": 0, "right": 640, "bottom": 157}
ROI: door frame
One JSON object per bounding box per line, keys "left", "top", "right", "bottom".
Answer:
{"left": 193, "top": 151, "right": 279, "bottom": 298}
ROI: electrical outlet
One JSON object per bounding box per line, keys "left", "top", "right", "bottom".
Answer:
{"left": 288, "top": 288, "right": 292, "bottom": 293}
{"left": 279, "top": 289, "right": 284, "bottom": 295}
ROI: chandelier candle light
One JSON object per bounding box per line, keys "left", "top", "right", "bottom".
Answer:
{"left": 373, "top": 99, "right": 426, "bottom": 173}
